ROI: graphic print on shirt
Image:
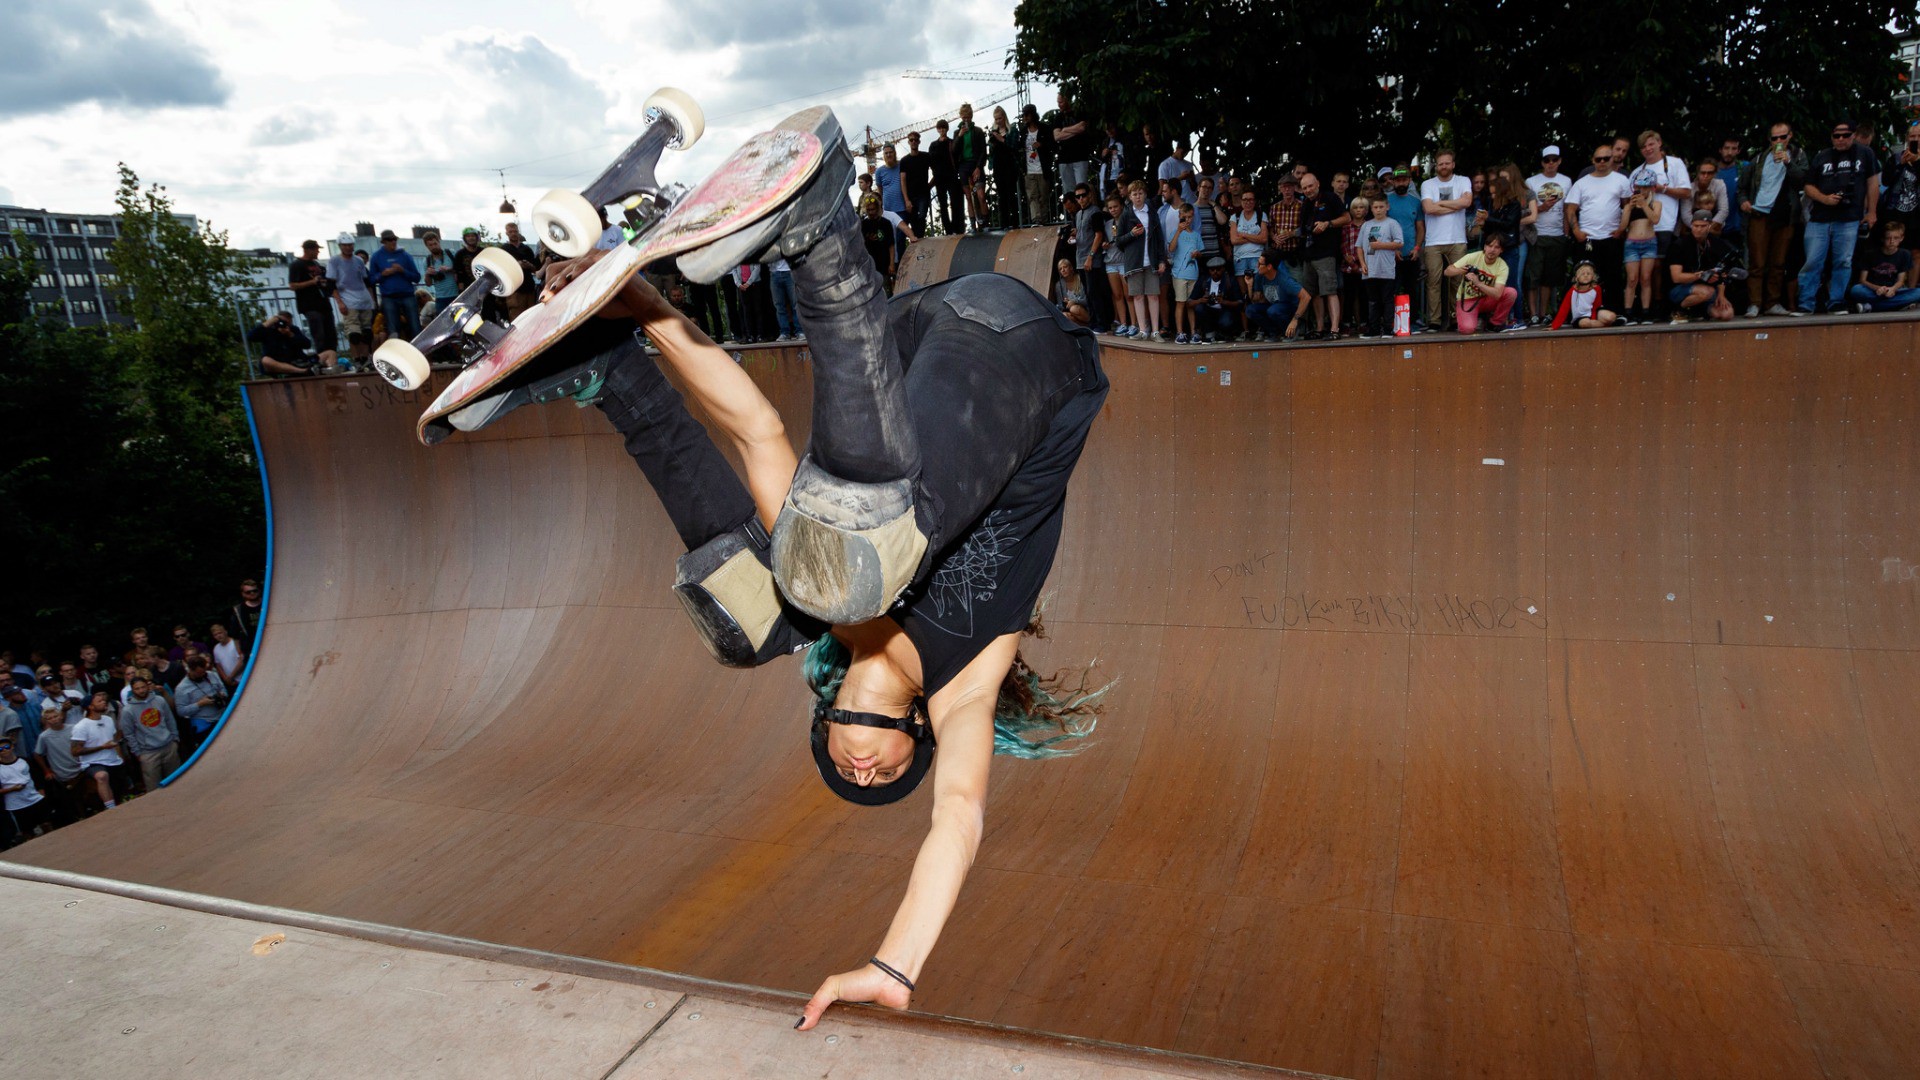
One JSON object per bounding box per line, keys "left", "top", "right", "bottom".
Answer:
{"left": 923, "top": 510, "right": 1020, "bottom": 638}
{"left": 139, "top": 707, "right": 162, "bottom": 728}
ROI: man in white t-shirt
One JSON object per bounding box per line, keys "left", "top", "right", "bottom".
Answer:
{"left": 71, "top": 691, "right": 123, "bottom": 810}
{"left": 0, "top": 736, "right": 50, "bottom": 847}
{"left": 1566, "top": 143, "right": 1634, "bottom": 309}
{"left": 1419, "top": 150, "right": 1473, "bottom": 329}
{"left": 1526, "top": 145, "right": 1573, "bottom": 323}
{"left": 210, "top": 622, "right": 245, "bottom": 688}
{"left": 1634, "top": 129, "right": 1692, "bottom": 318}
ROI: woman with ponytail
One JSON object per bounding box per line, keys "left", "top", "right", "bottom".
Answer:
{"left": 529, "top": 103, "right": 1111, "bottom": 1037}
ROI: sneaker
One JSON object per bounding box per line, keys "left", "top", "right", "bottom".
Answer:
{"left": 1669, "top": 313, "right": 1688, "bottom": 325}
{"left": 1766, "top": 304, "right": 1790, "bottom": 316}
{"left": 1204, "top": 333, "right": 1218, "bottom": 343}
{"left": 1175, "top": 333, "right": 1190, "bottom": 344}
{"left": 1787, "top": 309, "right": 1809, "bottom": 317}
{"left": 1503, "top": 321, "right": 1528, "bottom": 332}
{"left": 1358, "top": 331, "right": 1375, "bottom": 340}
{"left": 443, "top": 345, "right": 618, "bottom": 433}
{"left": 675, "top": 105, "right": 857, "bottom": 282}
{"left": 1744, "top": 304, "right": 1760, "bottom": 318}
{"left": 1853, "top": 301, "right": 1871, "bottom": 315}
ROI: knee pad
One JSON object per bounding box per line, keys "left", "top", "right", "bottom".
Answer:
{"left": 771, "top": 455, "right": 928, "bottom": 625}
{"left": 674, "top": 519, "right": 792, "bottom": 668}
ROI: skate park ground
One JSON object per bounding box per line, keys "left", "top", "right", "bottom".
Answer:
{"left": 6, "top": 304, "right": 1920, "bottom": 1078}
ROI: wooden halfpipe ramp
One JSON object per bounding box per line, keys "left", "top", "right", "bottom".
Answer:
{"left": 12, "top": 321, "right": 1920, "bottom": 1078}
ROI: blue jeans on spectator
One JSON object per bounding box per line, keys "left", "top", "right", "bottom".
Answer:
{"left": 771, "top": 268, "right": 800, "bottom": 338}
{"left": 1846, "top": 283, "right": 1920, "bottom": 312}
{"left": 1797, "top": 220, "right": 1859, "bottom": 312}
{"left": 381, "top": 292, "right": 420, "bottom": 341}
{"left": 1247, "top": 295, "right": 1299, "bottom": 337}
{"left": 1502, "top": 243, "right": 1527, "bottom": 325}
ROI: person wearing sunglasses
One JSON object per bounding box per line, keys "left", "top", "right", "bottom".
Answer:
{"left": 1794, "top": 120, "right": 1881, "bottom": 315}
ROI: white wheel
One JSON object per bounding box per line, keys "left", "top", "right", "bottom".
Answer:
{"left": 645, "top": 87, "right": 704, "bottom": 150}
{"left": 371, "top": 338, "right": 430, "bottom": 390}
{"left": 472, "top": 246, "right": 523, "bottom": 297}
{"left": 533, "top": 188, "right": 602, "bottom": 260}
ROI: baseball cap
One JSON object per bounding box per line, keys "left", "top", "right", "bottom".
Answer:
{"left": 0, "top": 684, "right": 23, "bottom": 697}
{"left": 1541, "top": 145, "right": 1562, "bottom": 158}
{"left": 337, "top": 232, "right": 356, "bottom": 246}
{"left": 1690, "top": 209, "right": 1714, "bottom": 222}
{"left": 1376, "top": 166, "right": 1393, "bottom": 179}
{"left": 461, "top": 226, "right": 479, "bottom": 236}
{"left": 1392, "top": 167, "right": 1411, "bottom": 178}
{"left": 301, "top": 239, "right": 319, "bottom": 250}
{"left": 378, "top": 228, "right": 398, "bottom": 240}
{"left": 63, "top": 689, "right": 84, "bottom": 702}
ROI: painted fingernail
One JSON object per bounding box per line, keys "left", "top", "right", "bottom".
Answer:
{"left": 793, "top": 1016, "right": 805, "bottom": 1029}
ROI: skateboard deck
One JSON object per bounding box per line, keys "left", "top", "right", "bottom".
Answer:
{"left": 417, "top": 125, "right": 826, "bottom": 446}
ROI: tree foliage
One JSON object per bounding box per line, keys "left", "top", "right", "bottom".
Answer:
{"left": 1013, "top": 0, "right": 1916, "bottom": 180}
{"left": 0, "top": 165, "right": 265, "bottom": 657}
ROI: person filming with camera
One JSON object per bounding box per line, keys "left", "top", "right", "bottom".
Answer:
{"left": 1667, "top": 210, "right": 1742, "bottom": 322}
{"left": 248, "top": 310, "right": 335, "bottom": 376}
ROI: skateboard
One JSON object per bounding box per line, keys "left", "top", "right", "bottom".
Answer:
{"left": 370, "top": 87, "right": 705, "bottom": 395}
{"left": 384, "top": 110, "right": 828, "bottom": 447}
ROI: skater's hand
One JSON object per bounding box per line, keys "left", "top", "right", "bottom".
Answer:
{"left": 539, "top": 249, "right": 608, "bottom": 302}
{"left": 795, "top": 964, "right": 912, "bottom": 1032}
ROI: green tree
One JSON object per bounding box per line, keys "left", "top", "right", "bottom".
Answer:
{"left": 1012, "top": 0, "right": 1915, "bottom": 179}
{"left": 0, "top": 166, "right": 266, "bottom": 657}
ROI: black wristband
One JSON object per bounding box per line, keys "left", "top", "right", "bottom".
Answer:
{"left": 868, "top": 956, "right": 915, "bottom": 992}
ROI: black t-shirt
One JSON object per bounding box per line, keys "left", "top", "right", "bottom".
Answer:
{"left": 289, "top": 257, "right": 329, "bottom": 312}
{"left": 900, "top": 150, "right": 933, "bottom": 200}
{"left": 1861, "top": 247, "right": 1914, "bottom": 288}
{"left": 859, "top": 217, "right": 894, "bottom": 272}
{"left": 498, "top": 241, "right": 539, "bottom": 295}
{"left": 890, "top": 331, "right": 1108, "bottom": 697}
{"left": 1884, "top": 152, "right": 1920, "bottom": 222}
{"left": 1048, "top": 109, "right": 1090, "bottom": 163}
{"left": 1302, "top": 190, "right": 1347, "bottom": 259}
{"left": 1808, "top": 144, "right": 1880, "bottom": 223}
{"left": 1668, "top": 231, "right": 1734, "bottom": 276}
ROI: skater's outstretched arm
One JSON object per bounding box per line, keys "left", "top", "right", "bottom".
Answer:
{"left": 795, "top": 631, "right": 1020, "bottom": 1031}
{"left": 546, "top": 255, "right": 797, "bottom": 530}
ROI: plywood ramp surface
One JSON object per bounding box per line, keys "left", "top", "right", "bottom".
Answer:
{"left": 12, "top": 321, "right": 1920, "bottom": 1079}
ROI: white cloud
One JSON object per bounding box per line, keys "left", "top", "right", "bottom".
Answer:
{"left": 0, "top": 0, "right": 230, "bottom": 118}
{"left": 0, "top": 0, "right": 1037, "bottom": 250}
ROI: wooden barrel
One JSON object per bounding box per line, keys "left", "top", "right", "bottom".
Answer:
{"left": 896, "top": 226, "right": 1067, "bottom": 297}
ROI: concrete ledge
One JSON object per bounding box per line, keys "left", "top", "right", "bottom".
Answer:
{"left": 0, "top": 865, "right": 1328, "bottom": 1079}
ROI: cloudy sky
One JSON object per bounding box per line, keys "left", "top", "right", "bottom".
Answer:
{"left": 0, "top": 0, "right": 1045, "bottom": 252}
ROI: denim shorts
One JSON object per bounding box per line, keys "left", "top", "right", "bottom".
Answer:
{"left": 1623, "top": 238, "right": 1659, "bottom": 263}
{"left": 1234, "top": 255, "right": 1259, "bottom": 276}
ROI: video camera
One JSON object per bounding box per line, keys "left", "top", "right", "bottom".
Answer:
{"left": 1698, "top": 257, "right": 1748, "bottom": 286}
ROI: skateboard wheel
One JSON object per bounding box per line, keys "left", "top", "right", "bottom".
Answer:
{"left": 645, "top": 87, "right": 704, "bottom": 150}
{"left": 372, "top": 338, "right": 430, "bottom": 391}
{"left": 472, "top": 247, "right": 523, "bottom": 297}
{"left": 534, "top": 188, "right": 603, "bottom": 260}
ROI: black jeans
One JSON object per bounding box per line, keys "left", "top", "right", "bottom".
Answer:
{"left": 1582, "top": 236, "right": 1627, "bottom": 311}
{"left": 572, "top": 205, "right": 1104, "bottom": 606}
{"left": 1365, "top": 278, "right": 1397, "bottom": 335}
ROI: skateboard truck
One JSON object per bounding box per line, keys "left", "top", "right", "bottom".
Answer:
{"left": 532, "top": 88, "right": 705, "bottom": 260}
{"left": 371, "top": 248, "right": 523, "bottom": 390}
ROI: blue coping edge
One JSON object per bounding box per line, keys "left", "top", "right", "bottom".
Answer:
{"left": 160, "top": 385, "right": 272, "bottom": 786}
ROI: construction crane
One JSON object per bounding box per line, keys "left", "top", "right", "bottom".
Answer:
{"left": 902, "top": 68, "right": 1030, "bottom": 112}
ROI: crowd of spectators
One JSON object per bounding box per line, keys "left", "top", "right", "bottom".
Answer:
{"left": 0, "top": 580, "right": 262, "bottom": 847}
{"left": 866, "top": 94, "right": 1919, "bottom": 343}
{"left": 261, "top": 96, "right": 1920, "bottom": 370}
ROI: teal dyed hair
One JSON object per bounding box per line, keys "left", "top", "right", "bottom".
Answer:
{"left": 802, "top": 618, "right": 1108, "bottom": 760}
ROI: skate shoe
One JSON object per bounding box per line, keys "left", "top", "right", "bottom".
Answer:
{"left": 675, "top": 106, "right": 858, "bottom": 284}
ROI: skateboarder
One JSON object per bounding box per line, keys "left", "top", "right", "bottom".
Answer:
{"left": 467, "top": 106, "right": 1110, "bottom": 1029}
